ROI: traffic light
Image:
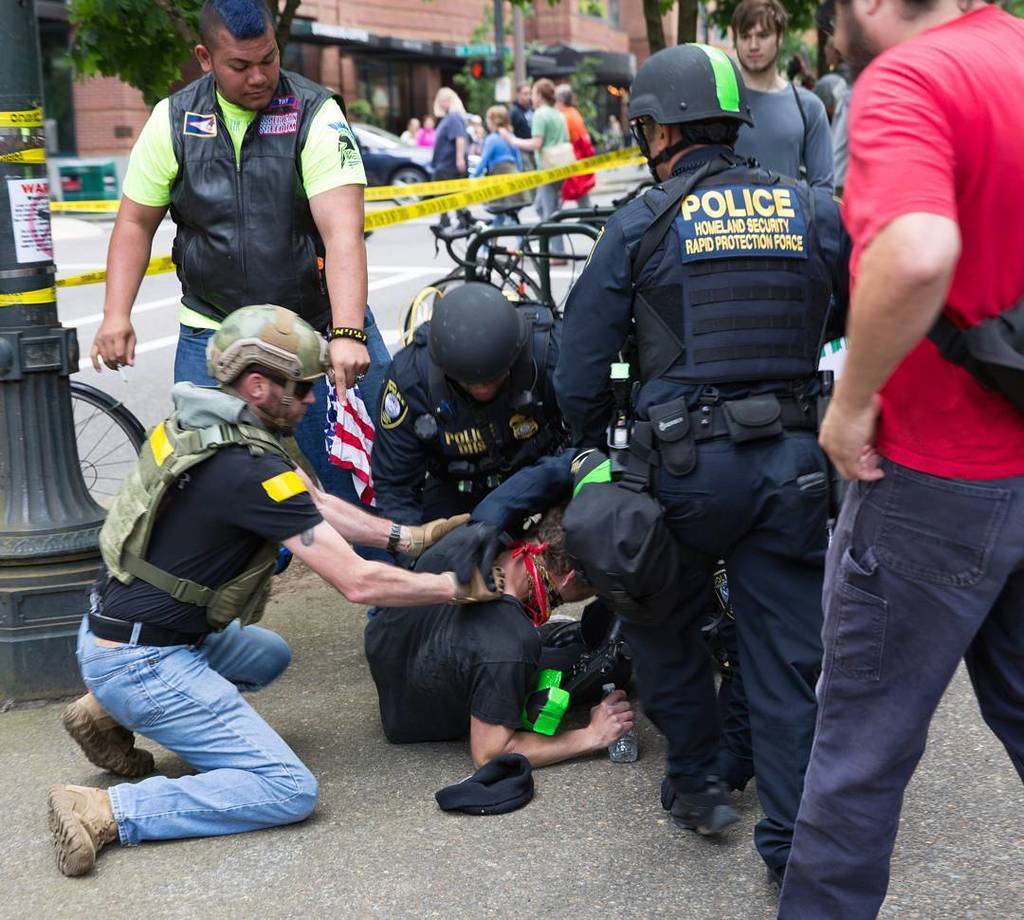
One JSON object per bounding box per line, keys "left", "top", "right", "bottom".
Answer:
{"left": 469, "top": 58, "right": 502, "bottom": 79}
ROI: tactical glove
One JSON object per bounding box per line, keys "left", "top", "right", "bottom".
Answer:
{"left": 451, "top": 565, "right": 506, "bottom": 604}
{"left": 444, "top": 521, "right": 506, "bottom": 591}
{"left": 403, "top": 514, "right": 471, "bottom": 558}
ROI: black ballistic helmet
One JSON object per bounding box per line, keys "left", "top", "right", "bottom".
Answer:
{"left": 428, "top": 283, "right": 528, "bottom": 385}
{"left": 628, "top": 43, "right": 753, "bottom": 129}
{"left": 629, "top": 43, "right": 753, "bottom": 175}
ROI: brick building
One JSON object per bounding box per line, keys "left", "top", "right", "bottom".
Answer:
{"left": 38, "top": 0, "right": 691, "bottom": 161}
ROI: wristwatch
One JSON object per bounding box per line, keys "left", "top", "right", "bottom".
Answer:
{"left": 387, "top": 521, "right": 403, "bottom": 553}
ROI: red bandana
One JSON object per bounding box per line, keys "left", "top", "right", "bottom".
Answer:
{"left": 511, "top": 541, "right": 555, "bottom": 627}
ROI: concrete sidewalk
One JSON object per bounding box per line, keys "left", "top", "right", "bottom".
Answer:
{"left": 1, "top": 563, "right": 1020, "bottom": 919}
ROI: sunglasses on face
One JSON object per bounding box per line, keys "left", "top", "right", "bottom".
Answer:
{"left": 264, "top": 373, "right": 315, "bottom": 399}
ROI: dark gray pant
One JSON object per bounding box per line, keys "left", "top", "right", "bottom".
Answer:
{"left": 780, "top": 458, "right": 1024, "bottom": 919}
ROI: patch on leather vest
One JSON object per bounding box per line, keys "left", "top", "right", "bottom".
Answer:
{"left": 258, "top": 95, "right": 299, "bottom": 136}
{"left": 183, "top": 111, "right": 216, "bottom": 138}
{"left": 676, "top": 184, "right": 808, "bottom": 263}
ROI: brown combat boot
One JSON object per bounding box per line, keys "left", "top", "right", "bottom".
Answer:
{"left": 47, "top": 784, "right": 119, "bottom": 877}
{"left": 61, "top": 692, "right": 155, "bottom": 778}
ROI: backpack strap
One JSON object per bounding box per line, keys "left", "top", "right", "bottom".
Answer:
{"left": 791, "top": 83, "right": 808, "bottom": 172}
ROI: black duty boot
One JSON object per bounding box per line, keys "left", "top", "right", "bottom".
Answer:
{"left": 661, "top": 774, "right": 740, "bottom": 836}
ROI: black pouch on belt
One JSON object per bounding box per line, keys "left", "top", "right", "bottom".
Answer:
{"left": 722, "top": 394, "right": 783, "bottom": 443}
{"left": 648, "top": 397, "right": 696, "bottom": 475}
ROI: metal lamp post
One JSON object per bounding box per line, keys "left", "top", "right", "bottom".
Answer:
{"left": 0, "top": 0, "right": 104, "bottom": 700}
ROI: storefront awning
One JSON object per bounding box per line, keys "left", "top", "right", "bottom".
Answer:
{"left": 291, "top": 20, "right": 475, "bottom": 65}
{"left": 527, "top": 43, "right": 636, "bottom": 88}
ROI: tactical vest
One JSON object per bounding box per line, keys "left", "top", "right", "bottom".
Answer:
{"left": 168, "top": 71, "right": 343, "bottom": 330}
{"left": 413, "top": 304, "right": 564, "bottom": 491}
{"left": 632, "top": 158, "right": 832, "bottom": 386}
{"left": 99, "top": 388, "right": 294, "bottom": 632}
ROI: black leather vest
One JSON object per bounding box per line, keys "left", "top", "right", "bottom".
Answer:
{"left": 413, "top": 306, "right": 564, "bottom": 489}
{"left": 634, "top": 163, "right": 832, "bottom": 386}
{"left": 168, "top": 71, "right": 340, "bottom": 329}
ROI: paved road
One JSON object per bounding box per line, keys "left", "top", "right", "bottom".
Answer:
{"left": 0, "top": 569, "right": 1021, "bottom": 919}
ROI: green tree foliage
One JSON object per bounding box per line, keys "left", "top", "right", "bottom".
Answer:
{"left": 68, "top": 0, "right": 301, "bottom": 107}
{"left": 708, "top": 0, "right": 820, "bottom": 35}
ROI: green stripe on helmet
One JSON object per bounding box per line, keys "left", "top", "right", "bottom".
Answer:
{"left": 694, "top": 43, "right": 741, "bottom": 114}
{"left": 573, "top": 458, "right": 613, "bottom": 497}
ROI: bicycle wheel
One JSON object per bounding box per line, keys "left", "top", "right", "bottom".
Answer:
{"left": 71, "top": 381, "right": 145, "bottom": 509}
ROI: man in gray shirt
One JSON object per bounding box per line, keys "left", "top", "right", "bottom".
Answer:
{"left": 730, "top": 0, "right": 834, "bottom": 190}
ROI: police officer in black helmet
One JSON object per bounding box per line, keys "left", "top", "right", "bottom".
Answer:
{"left": 555, "top": 44, "right": 848, "bottom": 883}
{"left": 371, "top": 283, "right": 565, "bottom": 528}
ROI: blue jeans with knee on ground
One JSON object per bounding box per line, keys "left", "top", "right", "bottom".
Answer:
{"left": 77, "top": 616, "right": 317, "bottom": 844}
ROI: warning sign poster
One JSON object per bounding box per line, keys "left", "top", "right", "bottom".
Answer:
{"left": 676, "top": 184, "right": 808, "bottom": 263}
{"left": 7, "top": 178, "right": 53, "bottom": 263}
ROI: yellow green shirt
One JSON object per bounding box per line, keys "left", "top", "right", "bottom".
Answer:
{"left": 123, "top": 92, "right": 366, "bottom": 329}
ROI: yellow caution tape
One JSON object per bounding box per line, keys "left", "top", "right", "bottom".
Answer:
{"left": 367, "top": 146, "right": 642, "bottom": 200}
{"left": 49, "top": 148, "right": 648, "bottom": 286}
{"left": 0, "top": 286, "right": 56, "bottom": 306}
{"left": 51, "top": 199, "right": 121, "bottom": 213}
{"left": 364, "top": 148, "right": 646, "bottom": 231}
{"left": 0, "top": 147, "right": 46, "bottom": 164}
{"left": 0, "top": 108, "right": 44, "bottom": 129}
{"left": 57, "top": 255, "right": 176, "bottom": 289}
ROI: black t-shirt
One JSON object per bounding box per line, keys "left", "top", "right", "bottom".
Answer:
{"left": 364, "top": 535, "right": 541, "bottom": 743}
{"left": 101, "top": 446, "right": 322, "bottom": 634}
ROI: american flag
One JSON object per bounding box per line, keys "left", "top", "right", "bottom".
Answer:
{"left": 325, "top": 383, "right": 376, "bottom": 506}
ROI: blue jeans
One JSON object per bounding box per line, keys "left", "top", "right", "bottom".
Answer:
{"left": 173, "top": 309, "right": 392, "bottom": 561}
{"left": 77, "top": 616, "right": 317, "bottom": 845}
{"left": 779, "top": 459, "right": 1024, "bottom": 918}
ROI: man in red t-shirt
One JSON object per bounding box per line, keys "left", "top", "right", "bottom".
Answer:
{"left": 780, "top": 1, "right": 1024, "bottom": 916}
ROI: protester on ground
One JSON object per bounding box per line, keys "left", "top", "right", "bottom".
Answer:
{"left": 500, "top": 79, "right": 572, "bottom": 258}
{"left": 731, "top": 0, "right": 834, "bottom": 189}
{"left": 780, "top": 1, "right": 1024, "bottom": 914}
{"left": 49, "top": 305, "right": 499, "bottom": 878}
{"left": 400, "top": 116, "right": 420, "bottom": 145}
{"left": 416, "top": 114, "right": 436, "bottom": 147}
{"left": 555, "top": 42, "right": 848, "bottom": 884}
{"left": 371, "top": 283, "right": 564, "bottom": 526}
{"left": 555, "top": 83, "right": 596, "bottom": 209}
{"left": 431, "top": 87, "right": 472, "bottom": 229}
{"left": 365, "top": 507, "right": 634, "bottom": 768}
{"left": 88, "top": 0, "right": 390, "bottom": 517}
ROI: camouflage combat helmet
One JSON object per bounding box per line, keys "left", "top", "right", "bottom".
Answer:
{"left": 207, "top": 304, "right": 327, "bottom": 386}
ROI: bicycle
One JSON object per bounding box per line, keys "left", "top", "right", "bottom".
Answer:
{"left": 70, "top": 380, "right": 145, "bottom": 509}
{"left": 399, "top": 220, "right": 600, "bottom": 341}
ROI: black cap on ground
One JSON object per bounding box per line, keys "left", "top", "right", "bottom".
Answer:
{"left": 435, "top": 753, "right": 534, "bottom": 816}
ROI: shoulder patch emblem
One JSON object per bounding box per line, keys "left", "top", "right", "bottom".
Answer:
{"left": 380, "top": 380, "right": 408, "bottom": 430}
{"left": 261, "top": 470, "right": 307, "bottom": 502}
{"left": 330, "top": 121, "right": 362, "bottom": 169}
{"left": 509, "top": 413, "right": 539, "bottom": 441}
{"left": 183, "top": 112, "right": 217, "bottom": 138}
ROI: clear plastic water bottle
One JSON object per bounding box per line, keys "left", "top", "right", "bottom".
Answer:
{"left": 602, "top": 682, "right": 639, "bottom": 763}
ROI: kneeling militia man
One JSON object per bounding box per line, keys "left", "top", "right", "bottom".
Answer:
{"left": 363, "top": 506, "right": 635, "bottom": 768}
{"left": 50, "top": 305, "right": 497, "bottom": 876}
